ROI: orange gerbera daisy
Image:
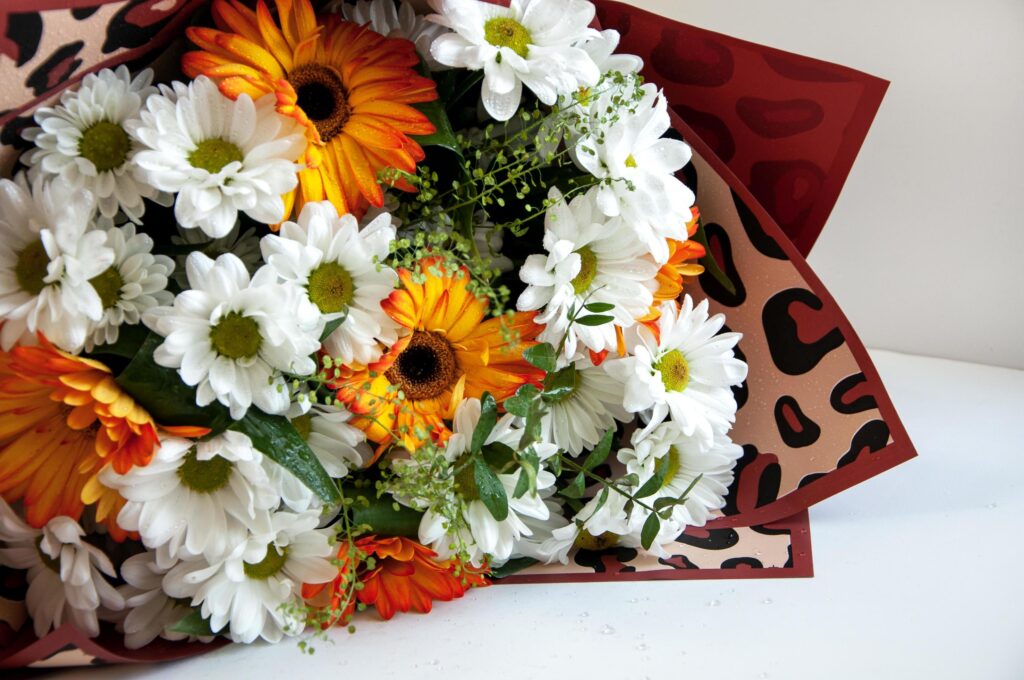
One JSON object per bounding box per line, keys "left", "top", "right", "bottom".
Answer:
{"left": 0, "top": 336, "right": 206, "bottom": 534}
{"left": 330, "top": 258, "right": 543, "bottom": 451}
{"left": 304, "top": 535, "right": 487, "bottom": 624}
{"left": 183, "top": 0, "right": 438, "bottom": 220}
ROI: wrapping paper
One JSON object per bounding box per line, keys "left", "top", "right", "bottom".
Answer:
{"left": 0, "top": 0, "right": 915, "bottom": 667}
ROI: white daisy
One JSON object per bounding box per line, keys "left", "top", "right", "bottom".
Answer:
{"left": 517, "top": 188, "right": 658, "bottom": 359}
{"left": 128, "top": 76, "right": 306, "bottom": 239}
{"left": 171, "top": 221, "right": 261, "bottom": 289}
{"left": 416, "top": 397, "right": 558, "bottom": 567}
{"left": 0, "top": 501, "right": 123, "bottom": 638}
{"left": 574, "top": 86, "right": 695, "bottom": 262}
{"left": 0, "top": 174, "right": 113, "bottom": 352}
{"left": 268, "top": 404, "right": 370, "bottom": 512}
{"left": 333, "top": 0, "right": 451, "bottom": 70}
{"left": 260, "top": 200, "right": 399, "bottom": 367}
{"left": 116, "top": 549, "right": 212, "bottom": 649}
{"left": 537, "top": 354, "right": 629, "bottom": 456}
{"left": 143, "top": 252, "right": 323, "bottom": 420}
{"left": 617, "top": 421, "right": 742, "bottom": 550}
{"left": 535, "top": 484, "right": 631, "bottom": 564}
{"left": 580, "top": 28, "right": 642, "bottom": 75}
{"left": 162, "top": 509, "right": 336, "bottom": 644}
{"left": 606, "top": 297, "right": 748, "bottom": 448}
{"left": 85, "top": 223, "right": 174, "bottom": 351}
{"left": 428, "top": 0, "right": 601, "bottom": 121}
{"left": 21, "top": 66, "right": 165, "bottom": 223}
{"left": 100, "top": 432, "right": 278, "bottom": 563}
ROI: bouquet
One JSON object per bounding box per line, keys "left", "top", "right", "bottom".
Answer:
{"left": 0, "top": 0, "right": 915, "bottom": 666}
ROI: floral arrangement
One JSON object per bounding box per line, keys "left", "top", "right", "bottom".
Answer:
{"left": 0, "top": 0, "right": 752, "bottom": 649}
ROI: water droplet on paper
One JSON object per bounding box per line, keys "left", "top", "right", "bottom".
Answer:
{"left": 628, "top": 597, "right": 639, "bottom": 603}
{"left": 580, "top": 611, "right": 589, "bottom": 618}
{"left": 987, "top": 503, "right": 998, "bottom": 509}
{"left": 637, "top": 643, "right": 648, "bottom": 651}
{"left": 762, "top": 598, "right": 773, "bottom": 605}
{"left": 759, "top": 673, "right": 770, "bottom": 679}
{"left": 601, "top": 624, "right": 616, "bottom": 635}
{"left": 706, "top": 599, "right": 721, "bottom": 607}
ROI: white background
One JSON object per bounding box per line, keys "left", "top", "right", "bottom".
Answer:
{"left": 632, "top": 0, "right": 1024, "bottom": 369}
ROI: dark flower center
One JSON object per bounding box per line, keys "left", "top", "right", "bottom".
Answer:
{"left": 89, "top": 266, "right": 124, "bottom": 310}
{"left": 209, "top": 311, "right": 262, "bottom": 360}
{"left": 15, "top": 239, "right": 50, "bottom": 296}
{"left": 385, "top": 331, "right": 459, "bottom": 400}
{"left": 289, "top": 64, "right": 351, "bottom": 142}
{"left": 243, "top": 545, "right": 288, "bottom": 580}
{"left": 79, "top": 120, "right": 131, "bottom": 172}
{"left": 177, "top": 447, "right": 233, "bottom": 493}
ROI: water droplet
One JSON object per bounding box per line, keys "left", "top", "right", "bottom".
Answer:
{"left": 637, "top": 643, "right": 648, "bottom": 651}
{"left": 987, "top": 503, "right": 998, "bottom": 509}
{"left": 580, "top": 611, "right": 590, "bottom": 617}
{"left": 762, "top": 598, "right": 773, "bottom": 605}
{"left": 628, "top": 597, "right": 639, "bottom": 603}
{"left": 706, "top": 599, "right": 721, "bottom": 607}
{"left": 601, "top": 624, "right": 616, "bottom": 635}
{"left": 759, "top": 673, "right": 770, "bottom": 679}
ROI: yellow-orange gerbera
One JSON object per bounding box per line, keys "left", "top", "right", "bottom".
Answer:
{"left": 183, "top": 0, "right": 438, "bottom": 220}
{"left": 0, "top": 336, "right": 206, "bottom": 534}
{"left": 330, "top": 258, "right": 544, "bottom": 451}
{"left": 303, "top": 535, "right": 487, "bottom": 624}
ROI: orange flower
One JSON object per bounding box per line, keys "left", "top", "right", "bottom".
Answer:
{"left": 330, "top": 258, "right": 543, "bottom": 451}
{"left": 639, "top": 207, "right": 706, "bottom": 326}
{"left": 0, "top": 336, "right": 206, "bottom": 534}
{"left": 183, "top": 0, "right": 438, "bottom": 219}
{"left": 304, "top": 535, "right": 487, "bottom": 624}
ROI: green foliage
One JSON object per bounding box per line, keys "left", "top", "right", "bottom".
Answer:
{"left": 169, "top": 608, "right": 222, "bottom": 637}
{"left": 471, "top": 392, "right": 498, "bottom": 453}
{"left": 473, "top": 457, "right": 508, "bottom": 521}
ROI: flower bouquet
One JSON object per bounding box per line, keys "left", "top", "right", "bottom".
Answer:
{"left": 0, "top": 0, "right": 915, "bottom": 668}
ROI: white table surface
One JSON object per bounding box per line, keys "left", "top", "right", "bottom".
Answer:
{"left": 50, "top": 349, "right": 1024, "bottom": 680}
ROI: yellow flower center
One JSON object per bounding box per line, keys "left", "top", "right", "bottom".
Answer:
{"left": 307, "top": 261, "right": 354, "bottom": 314}
{"left": 209, "top": 312, "right": 262, "bottom": 360}
{"left": 574, "top": 530, "right": 620, "bottom": 551}
{"left": 189, "top": 138, "right": 244, "bottom": 174}
{"left": 177, "top": 447, "right": 233, "bottom": 493}
{"left": 385, "top": 330, "right": 459, "bottom": 400}
{"left": 288, "top": 64, "right": 351, "bottom": 143}
{"left": 291, "top": 413, "right": 313, "bottom": 441}
{"left": 78, "top": 120, "right": 131, "bottom": 172}
{"left": 662, "top": 446, "right": 682, "bottom": 490}
{"left": 570, "top": 246, "right": 598, "bottom": 295}
{"left": 655, "top": 349, "right": 690, "bottom": 392}
{"left": 625, "top": 154, "right": 638, "bottom": 169}
{"left": 15, "top": 239, "right": 50, "bottom": 296}
{"left": 484, "top": 17, "right": 532, "bottom": 58}
{"left": 243, "top": 545, "right": 289, "bottom": 580}
{"left": 89, "top": 266, "right": 124, "bottom": 310}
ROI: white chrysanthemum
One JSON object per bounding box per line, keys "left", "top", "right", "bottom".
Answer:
{"left": 517, "top": 188, "right": 658, "bottom": 359}
{"left": 128, "top": 76, "right": 305, "bottom": 239}
{"left": 0, "top": 501, "right": 123, "bottom": 638}
{"left": 580, "top": 28, "right": 642, "bottom": 75}
{"left": 617, "top": 422, "right": 742, "bottom": 551}
{"left": 163, "top": 510, "right": 336, "bottom": 644}
{"left": 143, "top": 252, "right": 322, "bottom": 419}
{"left": 21, "top": 66, "right": 165, "bottom": 223}
{"left": 171, "top": 222, "right": 261, "bottom": 288}
{"left": 537, "top": 355, "right": 629, "bottom": 456}
{"left": 85, "top": 223, "right": 174, "bottom": 351}
{"left": 535, "top": 485, "right": 631, "bottom": 564}
{"left": 416, "top": 397, "right": 558, "bottom": 567}
{"left": 0, "top": 174, "right": 113, "bottom": 352}
{"left": 428, "top": 0, "right": 601, "bottom": 121}
{"left": 260, "top": 201, "right": 399, "bottom": 367}
{"left": 332, "top": 0, "right": 451, "bottom": 70}
{"left": 101, "top": 433, "right": 278, "bottom": 563}
{"left": 606, "top": 297, "right": 747, "bottom": 448}
{"left": 268, "top": 404, "right": 370, "bottom": 512}
{"left": 116, "top": 550, "right": 212, "bottom": 649}
{"left": 575, "top": 85, "right": 695, "bottom": 262}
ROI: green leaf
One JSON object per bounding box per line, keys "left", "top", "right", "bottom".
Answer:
{"left": 115, "top": 332, "right": 233, "bottom": 432}
{"left": 581, "top": 428, "right": 615, "bottom": 471}
{"left": 481, "top": 441, "right": 516, "bottom": 470}
{"left": 512, "top": 467, "right": 531, "bottom": 499}
{"left": 592, "top": 487, "right": 610, "bottom": 515}
{"left": 233, "top": 410, "right": 340, "bottom": 504}
{"left": 473, "top": 457, "right": 508, "bottom": 521}
{"left": 411, "top": 98, "right": 460, "bottom": 154}
{"left": 583, "top": 302, "right": 615, "bottom": 313}
{"left": 653, "top": 497, "right": 678, "bottom": 511}
{"left": 320, "top": 312, "right": 348, "bottom": 342}
{"left": 347, "top": 490, "right": 424, "bottom": 538}
{"left": 471, "top": 392, "right": 498, "bottom": 453}
{"left": 541, "top": 365, "right": 577, "bottom": 403}
{"left": 692, "top": 219, "right": 737, "bottom": 295}
{"left": 640, "top": 512, "right": 661, "bottom": 550}
{"left": 523, "top": 342, "right": 557, "bottom": 372}
{"left": 634, "top": 454, "right": 671, "bottom": 499}
{"left": 517, "top": 395, "right": 547, "bottom": 450}
{"left": 575, "top": 314, "right": 615, "bottom": 327}
{"left": 169, "top": 608, "right": 223, "bottom": 636}
{"left": 489, "top": 556, "right": 538, "bottom": 579}
{"left": 560, "top": 472, "right": 586, "bottom": 499}
{"left": 618, "top": 473, "right": 640, "bottom": 488}
{"left": 504, "top": 383, "right": 540, "bottom": 418}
